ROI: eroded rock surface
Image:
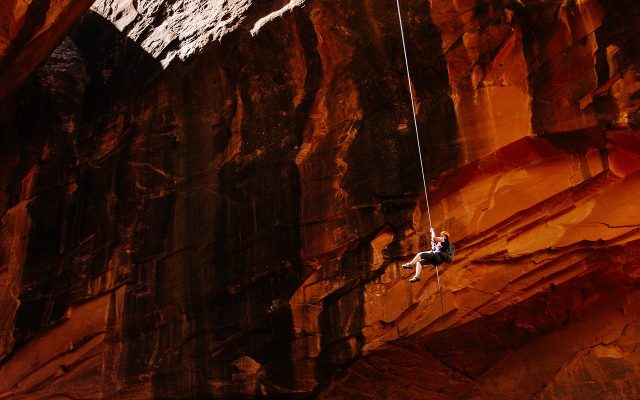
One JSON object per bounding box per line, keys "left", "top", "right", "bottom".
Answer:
{"left": 0, "top": 0, "right": 94, "bottom": 99}
{"left": 0, "top": 0, "right": 639, "bottom": 399}
{"left": 90, "top": 0, "right": 306, "bottom": 67}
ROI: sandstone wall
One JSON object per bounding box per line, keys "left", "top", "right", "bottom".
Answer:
{"left": 0, "top": 0, "right": 639, "bottom": 399}
{"left": 0, "top": 0, "right": 95, "bottom": 99}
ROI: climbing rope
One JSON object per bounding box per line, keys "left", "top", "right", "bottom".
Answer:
{"left": 435, "top": 264, "right": 453, "bottom": 364}
{"left": 394, "top": 0, "right": 433, "bottom": 231}
{"left": 396, "top": 0, "right": 452, "bottom": 363}
{"left": 435, "top": 265, "right": 445, "bottom": 317}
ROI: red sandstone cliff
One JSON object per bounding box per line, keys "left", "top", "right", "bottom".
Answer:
{"left": 0, "top": 0, "right": 95, "bottom": 99}
{"left": 0, "top": 0, "right": 639, "bottom": 399}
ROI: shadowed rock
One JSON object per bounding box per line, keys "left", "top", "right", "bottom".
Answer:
{"left": 0, "top": 0, "right": 95, "bottom": 99}
{"left": 0, "top": 0, "right": 639, "bottom": 399}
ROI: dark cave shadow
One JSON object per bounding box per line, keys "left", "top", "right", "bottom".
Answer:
{"left": 6, "top": 10, "right": 164, "bottom": 360}
{"left": 70, "top": 10, "right": 164, "bottom": 123}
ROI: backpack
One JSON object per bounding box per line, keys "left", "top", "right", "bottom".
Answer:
{"left": 441, "top": 242, "right": 456, "bottom": 262}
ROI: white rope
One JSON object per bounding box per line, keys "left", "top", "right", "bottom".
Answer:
{"left": 397, "top": 0, "right": 451, "bottom": 363}
{"left": 435, "top": 264, "right": 445, "bottom": 319}
{"left": 394, "top": 0, "right": 433, "bottom": 231}
{"left": 435, "top": 263, "right": 452, "bottom": 363}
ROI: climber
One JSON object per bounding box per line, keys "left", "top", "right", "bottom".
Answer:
{"left": 402, "top": 228, "right": 453, "bottom": 283}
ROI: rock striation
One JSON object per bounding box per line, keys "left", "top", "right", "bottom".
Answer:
{"left": 0, "top": 0, "right": 639, "bottom": 399}
{"left": 0, "top": 0, "right": 95, "bottom": 99}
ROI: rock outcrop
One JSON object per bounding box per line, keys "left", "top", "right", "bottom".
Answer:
{"left": 0, "top": 0, "right": 639, "bottom": 399}
{"left": 0, "top": 0, "right": 95, "bottom": 99}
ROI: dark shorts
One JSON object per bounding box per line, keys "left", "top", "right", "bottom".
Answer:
{"left": 419, "top": 251, "right": 444, "bottom": 266}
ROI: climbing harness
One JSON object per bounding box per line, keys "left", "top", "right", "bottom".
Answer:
{"left": 395, "top": 0, "right": 452, "bottom": 361}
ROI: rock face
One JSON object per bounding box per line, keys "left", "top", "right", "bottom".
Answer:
{"left": 0, "top": 0, "right": 95, "bottom": 99}
{"left": 0, "top": 0, "right": 640, "bottom": 399}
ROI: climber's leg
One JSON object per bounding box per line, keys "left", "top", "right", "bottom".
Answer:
{"left": 402, "top": 252, "right": 424, "bottom": 269}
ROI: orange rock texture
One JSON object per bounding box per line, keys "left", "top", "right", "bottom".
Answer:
{"left": 0, "top": 0, "right": 640, "bottom": 399}
{"left": 0, "top": 0, "right": 95, "bottom": 98}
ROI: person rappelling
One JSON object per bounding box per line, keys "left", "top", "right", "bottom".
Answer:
{"left": 402, "top": 228, "right": 455, "bottom": 283}
{"left": 393, "top": 0, "right": 455, "bottom": 284}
